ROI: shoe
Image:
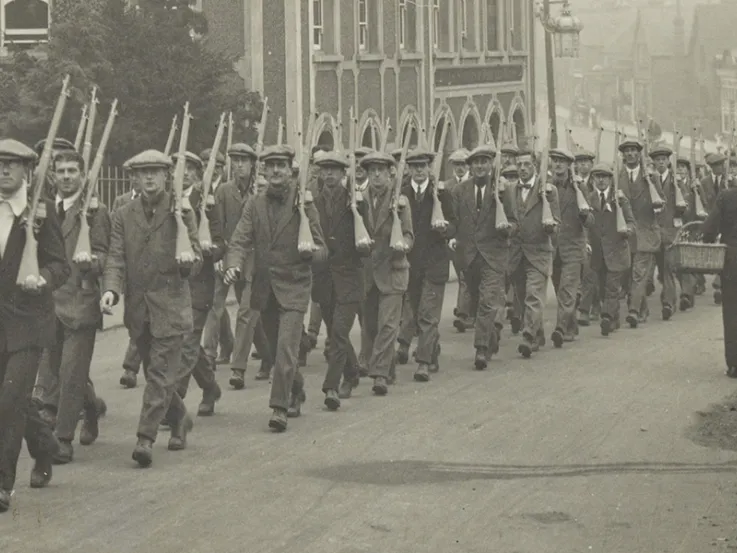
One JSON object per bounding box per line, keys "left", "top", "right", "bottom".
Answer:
{"left": 453, "top": 318, "right": 467, "bottom": 333}
{"left": 338, "top": 380, "right": 354, "bottom": 399}
{"left": 269, "top": 408, "right": 288, "bottom": 432}
{"left": 727, "top": 366, "right": 737, "bottom": 378}
{"left": 518, "top": 335, "right": 538, "bottom": 359}
{"left": 38, "top": 408, "right": 57, "bottom": 428}
{"left": 396, "top": 343, "right": 410, "bottom": 365}
{"left": 52, "top": 440, "right": 73, "bottom": 465}
{"left": 80, "top": 397, "right": 105, "bottom": 446}
{"left": 132, "top": 438, "right": 153, "bottom": 468}
{"left": 372, "top": 377, "right": 388, "bottom": 396}
{"left": 120, "top": 369, "right": 137, "bottom": 389}
{"left": 600, "top": 317, "right": 611, "bottom": 337}
{"left": 626, "top": 312, "right": 638, "bottom": 329}
{"left": 287, "top": 390, "right": 306, "bottom": 418}
{"left": 551, "top": 329, "right": 564, "bottom": 348}
{"left": 251, "top": 350, "right": 262, "bottom": 360}
{"left": 679, "top": 296, "right": 692, "bottom": 311}
{"left": 662, "top": 305, "right": 673, "bottom": 321}
{"left": 215, "top": 352, "right": 231, "bottom": 365}
{"left": 577, "top": 311, "right": 590, "bottom": 327}
{"left": 324, "top": 389, "right": 341, "bottom": 411}
{"left": 474, "top": 348, "right": 488, "bottom": 370}
{"left": 414, "top": 363, "right": 430, "bottom": 382}
{"left": 197, "top": 382, "right": 222, "bottom": 417}
{"left": 168, "top": 414, "right": 193, "bottom": 451}
{"left": 510, "top": 317, "right": 522, "bottom": 335}
{"left": 229, "top": 369, "right": 245, "bottom": 390}
{"left": 30, "top": 456, "right": 53, "bottom": 488}
{"left": 254, "top": 365, "right": 271, "bottom": 380}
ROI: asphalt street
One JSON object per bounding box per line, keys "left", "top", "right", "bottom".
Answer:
{"left": 3, "top": 281, "right": 737, "bottom": 553}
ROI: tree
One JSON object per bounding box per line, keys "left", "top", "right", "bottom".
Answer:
{"left": 0, "top": 0, "right": 262, "bottom": 165}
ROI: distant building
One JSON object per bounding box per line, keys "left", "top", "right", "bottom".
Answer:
{"left": 202, "top": 0, "right": 536, "bottom": 169}
{"left": 0, "top": 0, "right": 50, "bottom": 54}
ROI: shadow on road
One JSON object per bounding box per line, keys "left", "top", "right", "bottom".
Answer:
{"left": 307, "top": 460, "right": 737, "bottom": 486}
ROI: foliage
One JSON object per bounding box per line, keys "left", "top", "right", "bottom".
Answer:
{"left": 0, "top": 0, "right": 262, "bottom": 165}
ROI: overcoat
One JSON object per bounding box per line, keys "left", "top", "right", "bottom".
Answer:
{"left": 618, "top": 166, "right": 663, "bottom": 253}
{"left": 552, "top": 179, "right": 594, "bottom": 264}
{"left": 587, "top": 189, "right": 635, "bottom": 273}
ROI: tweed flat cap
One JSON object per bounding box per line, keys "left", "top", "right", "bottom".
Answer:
{"left": 126, "top": 149, "right": 173, "bottom": 170}
{"left": 590, "top": 162, "right": 614, "bottom": 176}
{"left": 314, "top": 150, "right": 349, "bottom": 168}
{"left": 676, "top": 157, "right": 691, "bottom": 167}
{"left": 360, "top": 151, "right": 396, "bottom": 167}
{"left": 574, "top": 150, "right": 596, "bottom": 161}
{"left": 500, "top": 142, "right": 519, "bottom": 156}
{"left": 228, "top": 143, "right": 257, "bottom": 159}
{"left": 648, "top": 144, "right": 673, "bottom": 158}
{"left": 171, "top": 151, "right": 203, "bottom": 168}
{"left": 501, "top": 164, "right": 519, "bottom": 177}
{"left": 466, "top": 145, "right": 496, "bottom": 163}
{"left": 33, "top": 137, "right": 75, "bottom": 155}
{"left": 617, "top": 139, "right": 643, "bottom": 152}
{"left": 549, "top": 148, "right": 575, "bottom": 162}
{"left": 390, "top": 147, "right": 404, "bottom": 161}
{"left": 260, "top": 144, "right": 296, "bottom": 163}
{"left": 355, "top": 146, "right": 375, "bottom": 160}
{"left": 406, "top": 148, "right": 435, "bottom": 165}
{"left": 0, "top": 139, "right": 38, "bottom": 162}
{"left": 448, "top": 148, "right": 470, "bottom": 163}
{"left": 705, "top": 152, "right": 726, "bottom": 165}
{"left": 199, "top": 148, "right": 225, "bottom": 165}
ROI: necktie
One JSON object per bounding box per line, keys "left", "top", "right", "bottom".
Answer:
{"left": 475, "top": 185, "right": 483, "bottom": 210}
{"left": 415, "top": 185, "right": 424, "bottom": 203}
{"left": 57, "top": 201, "right": 65, "bottom": 222}
{"left": 600, "top": 191, "right": 607, "bottom": 210}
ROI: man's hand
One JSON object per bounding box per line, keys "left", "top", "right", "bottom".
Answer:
{"left": 448, "top": 238, "right": 458, "bottom": 251}
{"left": 19, "top": 274, "right": 47, "bottom": 294}
{"left": 100, "top": 291, "right": 115, "bottom": 315}
{"left": 223, "top": 267, "right": 240, "bottom": 285}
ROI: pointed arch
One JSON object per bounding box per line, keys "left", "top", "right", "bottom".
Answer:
{"left": 397, "top": 105, "right": 422, "bottom": 150}
{"left": 507, "top": 95, "right": 527, "bottom": 145}
{"left": 459, "top": 98, "right": 482, "bottom": 150}
{"left": 430, "top": 103, "right": 459, "bottom": 181}
{"left": 357, "top": 108, "right": 383, "bottom": 149}
{"left": 483, "top": 98, "right": 504, "bottom": 146}
{"left": 311, "top": 112, "right": 339, "bottom": 149}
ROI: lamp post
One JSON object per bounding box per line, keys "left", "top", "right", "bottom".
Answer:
{"left": 535, "top": 0, "right": 583, "bottom": 148}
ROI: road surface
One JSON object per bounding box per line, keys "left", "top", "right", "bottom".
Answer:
{"left": 2, "top": 282, "right": 737, "bottom": 553}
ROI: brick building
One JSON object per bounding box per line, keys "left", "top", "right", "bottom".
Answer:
{"left": 202, "top": 0, "right": 536, "bottom": 169}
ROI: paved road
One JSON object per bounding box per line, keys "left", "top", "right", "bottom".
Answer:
{"left": 2, "top": 282, "right": 737, "bottom": 553}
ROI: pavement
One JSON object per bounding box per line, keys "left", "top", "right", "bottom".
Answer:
{"left": 3, "top": 280, "right": 737, "bottom": 553}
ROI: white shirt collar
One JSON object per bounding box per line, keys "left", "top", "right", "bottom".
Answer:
{"left": 457, "top": 172, "right": 469, "bottom": 184}
{"left": 598, "top": 186, "right": 611, "bottom": 199}
{"left": 131, "top": 189, "right": 139, "bottom": 200}
{"left": 659, "top": 169, "right": 669, "bottom": 182}
{"left": 356, "top": 178, "right": 368, "bottom": 192}
{"left": 0, "top": 181, "right": 28, "bottom": 217}
{"left": 627, "top": 166, "right": 640, "bottom": 177}
{"left": 56, "top": 187, "right": 83, "bottom": 212}
{"left": 183, "top": 184, "right": 194, "bottom": 198}
{"left": 412, "top": 178, "right": 429, "bottom": 195}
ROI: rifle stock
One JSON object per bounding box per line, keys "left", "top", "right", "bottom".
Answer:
{"left": 539, "top": 122, "right": 555, "bottom": 227}
{"left": 297, "top": 114, "right": 318, "bottom": 253}
{"left": 494, "top": 118, "right": 509, "bottom": 229}
{"left": 17, "top": 75, "right": 71, "bottom": 286}
{"left": 224, "top": 112, "right": 234, "bottom": 181}
{"left": 172, "top": 102, "right": 195, "bottom": 263}
{"left": 198, "top": 113, "right": 227, "bottom": 250}
{"left": 349, "top": 107, "right": 372, "bottom": 249}
{"left": 430, "top": 119, "right": 449, "bottom": 228}
{"left": 73, "top": 98, "right": 118, "bottom": 263}
{"left": 690, "top": 126, "right": 708, "bottom": 219}
{"left": 613, "top": 130, "right": 628, "bottom": 234}
{"left": 390, "top": 121, "right": 414, "bottom": 250}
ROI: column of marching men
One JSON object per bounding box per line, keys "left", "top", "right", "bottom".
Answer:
{"left": 1, "top": 113, "right": 735, "bottom": 515}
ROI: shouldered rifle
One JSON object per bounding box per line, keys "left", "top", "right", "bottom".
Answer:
{"left": 539, "top": 121, "right": 556, "bottom": 229}
{"left": 690, "top": 125, "right": 708, "bottom": 219}
{"left": 297, "top": 114, "right": 318, "bottom": 253}
{"left": 430, "top": 119, "right": 450, "bottom": 229}
{"left": 164, "top": 115, "right": 178, "bottom": 157}
{"left": 390, "top": 120, "right": 414, "bottom": 251}
{"left": 613, "top": 129, "right": 629, "bottom": 234}
{"left": 494, "top": 117, "right": 510, "bottom": 230}
{"left": 349, "top": 107, "right": 372, "bottom": 251}
{"left": 198, "top": 112, "right": 227, "bottom": 251}
{"left": 172, "top": 102, "right": 195, "bottom": 264}
{"left": 73, "top": 104, "right": 88, "bottom": 152}
{"left": 81, "top": 87, "right": 99, "bottom": 171}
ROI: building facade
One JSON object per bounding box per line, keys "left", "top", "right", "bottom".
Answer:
{"left": 203, "top": 0, "right": 535, "bottom": 169}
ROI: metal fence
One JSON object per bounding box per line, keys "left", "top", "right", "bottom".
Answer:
{"left": 97, "top": 166, "right": 130, "bottom": 208}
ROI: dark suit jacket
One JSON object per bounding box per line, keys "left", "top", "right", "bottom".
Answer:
{"left": 655, "top": 171, "right": 691, "bottom": 246}
{"left": 452, "top": 176, "right": 518, "bottom": 273}
{"left": 112, "top": 190, "right": 138, "bottom": 214}
{"left": 225, "top": 183, "right": 327, "bottom": 313}
{"left": 619, "top": 166, "right": 663, "bottom": 253}
{"left": 102, "top": 191, "right": 202, "bottom": 339}
{"left": 401, "top": 178, "right": 456, "bottom": 283}
{"left": 363, "top": 188, "right": 414, "bottom": 295}
{"left": 312, "top": 183, "right": 369, "bottom": 306}
{"left": 53, "top": 197, "right": 111, "bottom": 330}
{"left": 587, "top": 188, "right": 635, "bottom": 273}
{"left": 0, "top": 200, "right": 70, "bottom": 352}
{"left": 700, "top": 173, "right": 727, "bottom": 214}
{"left": 509, "top": 178, "right": 561, "bottom": 275}
{"left": 553, "top": 179, "right": 594, "bottom": 264}
{"left": 188, "top": 188, "right": 225, "bottom": 312}
{"left": 214, "top": 179, "right": 249, "bottom": 244}
{"left": 703, "top": 188, "right": 737, "bottom": 280}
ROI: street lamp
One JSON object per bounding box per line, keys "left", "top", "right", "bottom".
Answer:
{"left": 535, "top": 0, "right": 584, "bottom": 148}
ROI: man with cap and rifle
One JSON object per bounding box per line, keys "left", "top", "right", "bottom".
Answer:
{"left": 205, "top": 142, "right": 273, "bottom": 389}
{"left": 509, "top": 148, "right": 561, "bottom": 358}
{"left": 575, "top": 149, "right": 601, "bottom": 327}
{"left": 0, "top": 139, "right": 70, "bottom": 512}
{"left": 100, "top": 149, "right": 201, "bottom": 467}
{"left": 311, "top": 150, "right": 369, "bottom": 407}
{"left": 397, "top": 147, "right": 456, "bottom": 381}
{"left": 33, "top": 138, "right": 76, "bottom": 200}
{"left": 165, "top": 151, "right": 223, "bottom": 418}
{"left": 549, "top": 148, "right": 594, "bottom": 348}
{"left": 359, "top": 150, "right": 413, "bottom": 394}
{"left": 223, "top": 144, "right": 327, "bottom": 431}
{"left": 618, "top": 138, "right": 664, "bottom": 329}
{"left": 450, "top": 144, "right": 517, "bottom": 368}
{"left": 586, "top": 163, "right": 635, "bottom": 336}
{"left": 34, "top": 149, "right": 110, "bottom": 465}
{"left": 701, "top": 152, "right": 729, "bottom": 305}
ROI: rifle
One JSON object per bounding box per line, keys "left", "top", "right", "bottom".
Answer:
{"left": 253, "top": 97, "right": 270, "bottom": 179}
{"left": 73, "top": 99, "right": 118, "bottom": 266}
{"left": 539, "top": 121, "right": 556, "bottom": 228}
{"left": 198, "top": 113, "right": 227, "bottom": 251}
{"left": 390, "top": 121, "right": 414, "bottom": 250}
{"left": 349, "top": 107, "right": 372, "bottom": 250}
{"left": 594, "top": 126, "right": 603, "bottom": 161}
{"left": 81, "top": 87, "right": 99, "bottom": 170}
{"left": 224, "top": 112, "right": 234, "bottom": 181}
{"left": 277, "top": 116, "right": 284, "bottom": 146}
{"left": 613, "top": 129, "right": 628, "bottom": 234}
{"left": 172, "top": 102, "right": 195, "bottom": 264}
{"left": 16, "top": 75, "right": 71, "bottom": 287}
{"left": 164, "top": 115, "right": 178, "bottom": 157}
{"left": 672, "top": 129, "right": 687, "bottom": 210}
{"left": 380, "top": 118, "right": 391, "bottom": 151}
{"left": 690, "top": 125, "right": 708, "bottom": 219}
{"left": 493, "top": 117, "right": 510, "bottom": 230}
{"left": 73, "top": 104, "right": 88, "bottom": 152}
{"left": 639, "top": 120, "right": 665, "bottom": 210}
{"left": 297, "top": 114, "right": 318, "bottom": 253}
{"left": 430, "top": 119, "right": 450, "bottom": 229}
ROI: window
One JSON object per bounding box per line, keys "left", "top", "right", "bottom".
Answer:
{"left": 460, "top": 0, "right": 467, "bottom": 37}
{"left": 312, "top": 0, "right": 324, "bottom": 50}
{"left": 432, "top": 0, "right": 440, "bottom": 49}
{"left": 511, "top": 0, "right": 523, "bottom": 50}
{"left": 399, "top": 0, "right": 407, "bottom": 49}
{"left": 486, "top": 0, "right": 498, "bottom": 51}
{"left": 358, "top": 0, "right": 368, "bottom": 51}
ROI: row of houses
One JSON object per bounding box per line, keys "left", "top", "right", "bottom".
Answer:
{"left": 553, "top": 0, "right": 737, "bottom": 140}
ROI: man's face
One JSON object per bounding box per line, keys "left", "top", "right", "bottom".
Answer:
{"left": 451, "top": 162, "right": 467, "bottom": 179}
{"left": 710, "top": 162, "right": 724, "bottom": 176}
{"left": 264, "top": 158, "right": 292, "bottom": 191}
{"left": 676, "top": 164, "right": 689, "bottom": 181}
{"left": 622, "top": 146, "right": 640, "bottom": 166}
{"left": 550, "top": 156, "right": 570, "bottom": 179}
{"left": 577, "top": 159, "right": 593, "bottom": 177}
{"left": 136, "top": 167, "right": 168, "bottom": 197}
{"left": 470, "top": 156, "right": 493, "bottom": 179}
{"left": 652, "top": 155, "right": 669, "bottom": 173}
{"left": 213, "top": 162, "right": 224, "bottom": 182}
{"left": 320, "top": 164, "right": 345, "bottom": 188}
{"left": 54, "top": 160, "right": 84, "bottom": 198}
{"left": 232, "top": 155, "right": 253, "bottom": 179}
{"left": 355, "top": 164, "right": 368, "bottom": 182}
{"left": 517, "top": 154, "right": 536, "bottom": 182}
{"left": 0, "top": 157, "right": 27, "bottom": 197}
{"left": 593, "top": 173, "right": 612, "bottom": 191}
{"left": 409, "top": 161, "right": 430, "bottom": 183}
{"left": 366, "top": 163, "right": 391, "bottom": 193}
{"left": 502, "top": 154, "right": 515, "bottom": 167}
{"left": 182, "top": 160, "right": 201, "bottom": 190}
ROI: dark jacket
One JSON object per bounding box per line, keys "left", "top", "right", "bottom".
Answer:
{"left": 188, "top": 187, "right": 225, "bottom": 312}
{"left": 703, "top": 188, "right": 737, "bottom": 281}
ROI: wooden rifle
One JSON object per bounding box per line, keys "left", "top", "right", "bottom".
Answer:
{"left": 16, "top": 75, "right": 71, "bottom": 287}
{"left": 690, "top": 125, "right": 708, "bottom": 219}
{"left": 81, "top": 87, "right": 98, "bottom": 170}
{"left": 224, "top": 112, "right": 234, "bottom": 181}
{"left": 349, "top": 107, "right": 372, "bottom": 250}
{"left": 430, "top": 119, "right": 450, "bottom": 229}
{"left": 73, "top": 99, "right": 118, "bottom": 264}
{"left": 539, "top": 121, "right": 556, "bottom": 228}
{"left": 639, "top": 118, "right": 665, "bottom": 210}
{"left": 172, "top": 102, "right": 195, "bottom": 263}
{"left": 390, "top": 121, "right": 414, "bottom": 250}
{"left": 672, "top": 129, "right": 687, "bottom": 210}
{"left": 73, "top": 104, "right": 88, "bottom": 152}
{"left": 493, "top": 117, "right": 510, "bottom": 229}
{"left": 197, "top": 113, "right": 227, "bottom": 251}
{"left": 164, "top": 115, "right": 178, "bottom": 156}
{"left": 276, "top": 117, "right": 284, "bottom": 146}
{"left": 612, "top": 128, "right": 628, "bottom": 234}
{"left": 297, "top": 114, "right": 318, "bottom": 253}
{"left": 380, "top": 118, "right": 391, "bottom": 152}
{"left": 253, "top": 97, "right": 270, "bottom": 181}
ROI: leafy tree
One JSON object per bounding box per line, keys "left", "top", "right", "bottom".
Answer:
{"left": 0, "top": 0, "right": 262, "bottom": 165}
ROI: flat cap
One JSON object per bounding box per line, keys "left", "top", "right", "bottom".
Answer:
{"left": 260, "top": 144, "right": 296, "bottom": 163}
{"left": 33, "top": 137, "right": 75, "bottom": 155}
{"left": 171, "top": 151, "right": 203, "bottom": 168}
{"left": 590, "top": 162, "right": 614, "bottom": 176}
{"left": 466, "top": 145, "right": 496, "bottom": 163}
{"left": 448, "top": 148, "right": 470, "bottom": 163}
{"left": 500, "top": 142, "right": 519, "bottom": 156}
{"left": 390, "top": 147, "right": 404, "bottom": 161}
{"left": 126, "top": 149, "right": 173, "bottom": 170}
{"left": 314, "top": 150, "right": 349, "bottom": 169}
{"left": 406, "top": 147, "right": 435, "bottom": 165}
{"left": 355, "top": 146, "right": 375, "bottom": 160}
{"left": 648, "top": 143, "right": 673, "bottom": 158}
{"left": 199, "top": 148, "right": 225, "bottom": 165}
{"left": 705, "top": 152, "right": 726, "bottom": 165}
{"left": 549, "top": 148, "right": 575, "bottom": 162}
{"left": 311, "top": 144, "right": 330, "bottom": 158}
{"left": 360, "top": 151, "right": 396, "bottom": 167}
{"left": 617, "top": 138, "right": 643, "bottom": 152}
{"left": 676, "top": 157, "right": 691, "bottom": 167}
{"left": 574, "top": 149, "right": 596, "bottom": 161}
{"left": 501, "top": 164, "right": 519, "bottom": 177}
{"left": 228, "top": 142, "right": 257, "bottom": 159}
{"left": 0, "top": 139, "right": 38, "bottom": 162}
